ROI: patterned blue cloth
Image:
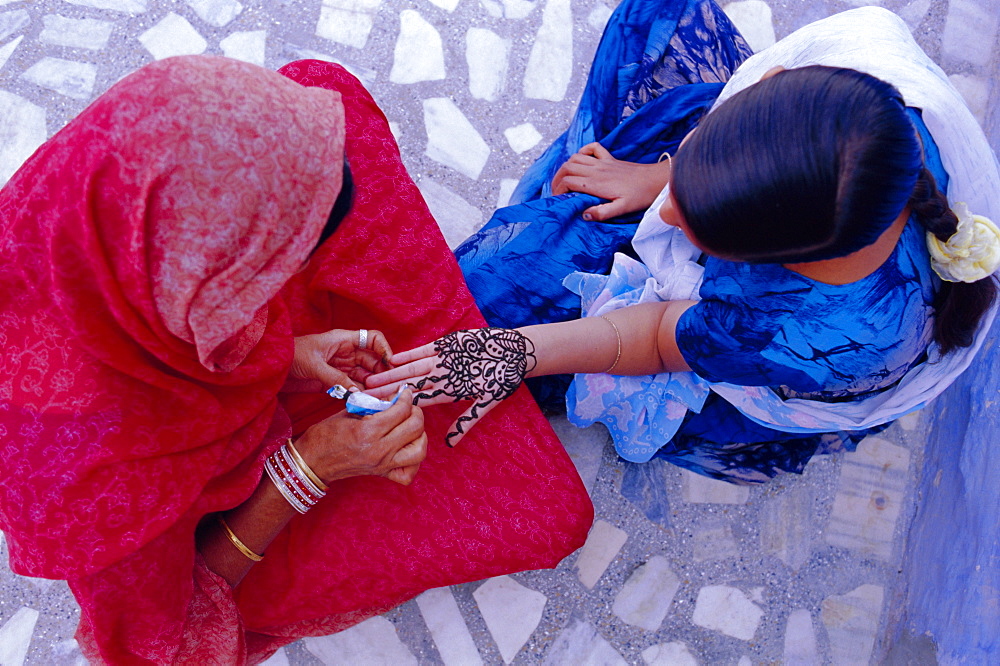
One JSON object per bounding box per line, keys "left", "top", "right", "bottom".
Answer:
{"left": 458, "top": 0, "right": 944, "bottom": 483}
{"left": 456, "top": 0, "right": 752, "bottom": 409}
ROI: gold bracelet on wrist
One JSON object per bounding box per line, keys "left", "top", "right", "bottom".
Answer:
{"left": 218, "top": 516, "right": 264, "bottom": 562}
{"left": 286, "top": 438, "right": 328, "bottom": 491}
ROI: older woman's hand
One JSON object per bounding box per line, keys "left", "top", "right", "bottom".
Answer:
{"left": 284, "top": 329, "right": 393, "bottom": 393}
{"left": 366, "top": 328, "right": 536, "bottom": 447}
{"left": 294, "top": 389, "right": 426, "bottom": 486}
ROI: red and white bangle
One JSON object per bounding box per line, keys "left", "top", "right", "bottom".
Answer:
{"left": 265, "top": 442, "right": 326, "bottom": 513}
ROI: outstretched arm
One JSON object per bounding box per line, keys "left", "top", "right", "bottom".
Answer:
{"left": 366, "top": 301, "right": 696, "bottom": 444}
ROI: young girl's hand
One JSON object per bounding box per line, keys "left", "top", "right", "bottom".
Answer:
{"left": 551, "top": 142, "right": 671, "bottom": 221}
{"left": 365, "top": 328, "right": 536, "bottom": 447}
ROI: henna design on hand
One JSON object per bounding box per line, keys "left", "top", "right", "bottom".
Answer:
{"left": 412, "top": 328, "right": 537, "bottom": 446}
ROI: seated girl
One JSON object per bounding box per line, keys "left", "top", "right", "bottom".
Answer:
{"left": 368, "top": 0, "right": 1000, "bottom": 484}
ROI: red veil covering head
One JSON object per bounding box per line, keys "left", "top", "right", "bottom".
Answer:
{"left": 0, "top": 57, "right": 591, "bottom": 664}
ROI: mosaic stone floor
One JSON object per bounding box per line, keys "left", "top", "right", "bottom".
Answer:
{"left": 1, "top": 0, "right": 998, "bottom": 664}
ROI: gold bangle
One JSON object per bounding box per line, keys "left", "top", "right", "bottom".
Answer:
{"left": 218, "top": 516, "right": 263, "bottom": 562}
{"left": 286, "top": 438, "right": 328, "bottom": 491}
{"left": 600, "top": 315, "right": 622, "bottom": 374}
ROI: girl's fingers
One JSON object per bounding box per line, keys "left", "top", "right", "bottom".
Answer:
{"left": 583, "top": 199, "right": 629, "bottom": 222}
{"left": 444, "top": 398, "right": 500, "bottom": 448}
{"left": 389, "top": 343, "right": 437, "bottom": 366}
{"left": 557, "top": 175, "right": 588, "bottom": 195}
{"left": 368, "top": 356, "right": 438, "bottom": 388}
{"left": 579, "top": 142, "right": 612, "bottom": 159}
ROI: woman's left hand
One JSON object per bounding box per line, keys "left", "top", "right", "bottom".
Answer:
{"left": 283, "top": 329, "right": 393, "bottom": 393}
{"left": 551, "top": 142, "right": 671, "bottom": 221}
{"left": 365, "top": 327, "right": 536, "bottom": 447}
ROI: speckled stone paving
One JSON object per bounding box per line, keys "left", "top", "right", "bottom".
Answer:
{"left": 1, "top": 1, "right": 998, "bottom": 664}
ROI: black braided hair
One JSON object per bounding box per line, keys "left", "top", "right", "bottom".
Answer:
{"left": 909, "top": 167, "right": 997, "bottom": 353}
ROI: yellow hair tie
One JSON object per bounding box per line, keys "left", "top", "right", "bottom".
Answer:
{"left": 927, "top": 202, "right": 1000, "bottom": 283}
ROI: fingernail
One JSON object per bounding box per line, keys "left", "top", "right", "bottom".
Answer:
{"left": 582, "top": 213, "right": 592, "bottom": 221}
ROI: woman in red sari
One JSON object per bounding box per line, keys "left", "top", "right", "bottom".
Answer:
{"left": 0, "top": 56, "right": 592, "bottom": 664}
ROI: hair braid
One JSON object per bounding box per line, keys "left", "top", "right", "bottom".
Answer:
{"left": 909, "top": 168, "right": 997, "bottom": 353}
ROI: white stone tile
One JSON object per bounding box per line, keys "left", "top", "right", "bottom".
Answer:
{"left": 692, "top": 524, "right": 740, "bottom": 562}
{"left": 783, "top": 608, "right": 819, "bottom": 666}
{"left": 820, "top": 584, "right": 884, "bottom": 666}
{"left": 423, "top": 97, "right": 490, "bottom": 180}
{"left": 948, "top": 73, "right": 989, "bottom": 126}
{"left": 523, "top": 0, "right": 572, "bottom": 102}
{"left": 722, "top": 1, "right": 774, "bottom": 52}
{"left": 548, "top": 415, "right": 605, "bottom": 494}
{"left": 63, "top": 0, "right": 147, "bottom": 12}
{"left": 220, "top": 30, "right": 266, "bottom": 66}
{"left": 388, "top": 120, "right": 402, "bottom": 145}
{"left": 303, "top": 616, "right": 417, "bottom": 666}
{"left": 427, "top": 0, "right": 460, "bottom": 11}
{"left": 259, "top": 647, "right": 290, "bottom": 666}
{"left": 642, "top": 641, "right": 699, "bottom": 666}
{"left": 0, "top": 34, "right": 24, "bottom": 72}
{"left": 416, "top": 587, "right": 483, "bottom": 666}
{"left": 185, "top": 0, "right": 243, "bottom": 27}
{"left": 0, "top": 9, "right": 28, "bottom": 42}
{"left": 466, "top": 27, "right": 509, "bottom": 101}
{"left": 692, "top": 585, "right": 764, "bottom": 641}
{"left": 942, "top": 0, "right": 1000, "bottom": 67}
{"left": 0, "top": 90, "right": 43, "bottom": 185}
{"left": 52, "top": 639, "right": 87, "bottom": 666}
{"left": 895, "top": 409, "right": 921, "bottom": 432}
{"left": 473, "top": 576, "right": 547, "bottom": 664}
{"left": 587, "top": 4, "right": 613, "bottom": 31}
{"left": 898, "top": 0, "right": 931, "bottom": 28}
{"left": 139, "top": 13, "right": 207, "bottom": 60}
{"left": 417, "top": 177, "right": 483, "bottom": 248}
{"left": 0, "top": 606, "right": 39, "bottom": 666}
{"left": 542, "top": 618, "right": 626, "bottom": 666}
{"left": 480, "top": 0, "right": 537, "bottom": 20}
{"left": 22, "top": 57, "right": 96, "bottom": 100}
{"left": 504, "top": 123, "right": 542, "bottom": 154}
{"left": 575, "top": 519, "right": 628, "bottom": 589}
{"left": 40, "top": 15, "right": 114, "bottom": 50}
{"left": 759, "top": 484, "right": 813, "bottom": 571}
{"left": 824, "top": 436, "right": 909, "bottom": 561}
{"left": 612, "top": 556, "right": 680, "bottom": 631}
{"left": 390, "top": 10, "right": 445, "bottom": 84}
{"left": 496, "top": 178, "right": 518, "bottom": 209}
{"left": 316, "top": 0, "right": 382, "bottom": 50}
{"left": 681, "top": 469, "right": 750, "bottom": 504}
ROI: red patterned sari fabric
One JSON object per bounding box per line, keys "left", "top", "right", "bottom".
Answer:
{"left": 0, "top": 57, "right": 592, "bottom": 664}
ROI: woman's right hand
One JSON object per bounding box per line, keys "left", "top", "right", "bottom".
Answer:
{"left": 551, "top": 142, "right": 672, "bottom": 221}
{"left": 294, "top": 389, "right": 427, "bottom": 486}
